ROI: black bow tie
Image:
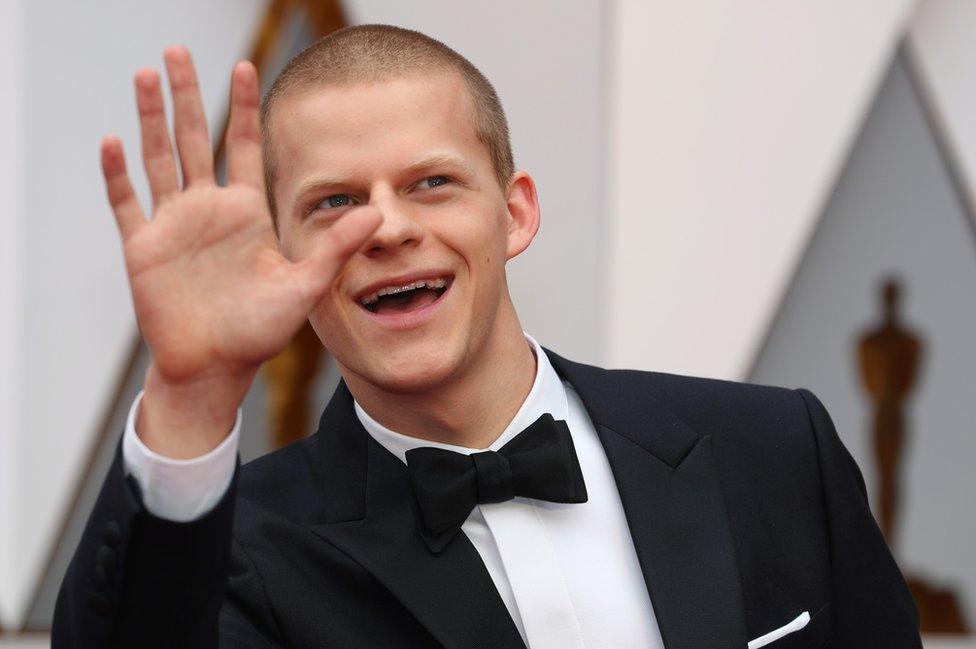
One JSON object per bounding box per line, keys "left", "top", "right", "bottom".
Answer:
{"left": 405, "top": 413, "right": 588, "bottom": 553}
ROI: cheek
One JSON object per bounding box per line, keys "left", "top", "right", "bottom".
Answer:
{"left": 307, "top": 299, "right": 348, "bottom": 354}
{"left": 445, "top": 208, "right": 508, "bottom": 267}
{"left": 278, "top": 216, "right": 335, "bottom": 261}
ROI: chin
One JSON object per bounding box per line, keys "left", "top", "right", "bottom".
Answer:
{"left": 335, "top": 335, "right": 465, "bottom": 395}
{"left": 371, "top": 344, "right": 463, "bottom": 394}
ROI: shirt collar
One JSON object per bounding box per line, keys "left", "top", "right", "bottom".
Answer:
{"left": 353, "top": 333, "right": 569, "bottom": 464}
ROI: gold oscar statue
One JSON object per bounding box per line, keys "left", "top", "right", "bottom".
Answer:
{"left": 857, "top": 277, "right": 968, "bottom": 634}
{"left": 264, "top": 321, "right": 325, "bottom": 448}
{"left": 857, "top": 279, "right": 921, "bottom": 547}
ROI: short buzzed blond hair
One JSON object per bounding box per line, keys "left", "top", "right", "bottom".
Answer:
{"left": 260, "top": 24, "right": 515, "bottom": 219}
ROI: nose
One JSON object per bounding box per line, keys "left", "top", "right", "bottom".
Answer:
{"left": 363, "top": 190, "right": 424, "bottom": 256}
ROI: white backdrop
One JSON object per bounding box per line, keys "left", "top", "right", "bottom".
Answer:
{"left": 0, "top": 0, "right": 26, "bottom": 627}
{"left": 605, "top": 0, "right": 916, "bottom": 379}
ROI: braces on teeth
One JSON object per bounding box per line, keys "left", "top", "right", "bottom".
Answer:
{"left": 360, "top": 277, "right": 449, "bottom": 307}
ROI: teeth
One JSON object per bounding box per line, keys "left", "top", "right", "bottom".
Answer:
{"left": 360, "top": 277, "right": 449, "bottom": 307}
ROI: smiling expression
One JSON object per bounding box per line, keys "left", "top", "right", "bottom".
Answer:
{"left": 268, "top": 70, "right": 539, "bottom": 394}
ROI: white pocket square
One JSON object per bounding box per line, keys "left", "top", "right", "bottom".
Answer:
{"left": 747, "top": 611, "right": 811, "bottom": 649}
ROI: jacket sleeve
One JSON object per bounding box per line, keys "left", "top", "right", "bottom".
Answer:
{"left": 52, "top": 441, "right": 238, "bottom": 648}
{"left": 216, "top": 540, "right": 284, "bottom": 648}
{"left": 796, "top": 388, "right": 922, "bottom": 648}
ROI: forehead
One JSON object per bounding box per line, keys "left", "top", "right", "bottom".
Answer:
{"left": 269, "top": 71, "right": 488, "bottom": 192}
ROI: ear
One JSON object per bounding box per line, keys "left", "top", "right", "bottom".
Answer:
{"left": 504, "top": 171, "right": 541, "bottom": 260}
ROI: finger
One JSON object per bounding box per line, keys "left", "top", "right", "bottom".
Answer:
{"left": 226, "top": 61, "right": 264, "bottom": 191}
{"left": 293, "top": 206, "right": 384, "bottom": 301}
{"left": 134, "top": 68, "right": 179, "bottom": 206}
{"left": 163, "top": 45, "right": 214, "bottom": 186}
{"left": 100, "top": 135, "right": 146, "bottom": 241}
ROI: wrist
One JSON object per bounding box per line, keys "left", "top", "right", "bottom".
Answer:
{"left": 137, "top": 364, "right": 254, "bottom": 459}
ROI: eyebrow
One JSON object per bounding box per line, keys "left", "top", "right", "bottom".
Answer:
{"left": 402, "top": 152, "right": 476, "bottom": 178}
{"left": 293, "top": 174, "right": 355, "bottom": 203}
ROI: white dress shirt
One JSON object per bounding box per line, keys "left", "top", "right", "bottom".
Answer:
{"left": 123, "top": 335, "right": 664, "bottom": 649}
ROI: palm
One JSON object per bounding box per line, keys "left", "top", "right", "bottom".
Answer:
{"left": 101, "top": 47, "right": 380, "bottom": 385}
{"left": 126, "top": 185, "right": 303, "bottom": 379}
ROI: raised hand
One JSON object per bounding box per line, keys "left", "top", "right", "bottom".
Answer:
{"left": 102, "top": 46, "right": 381, "bottom": 458}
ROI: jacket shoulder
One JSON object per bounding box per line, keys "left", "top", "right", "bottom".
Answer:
{"left": 548, "top": 348, "right": 812, "bottom": 439}
{"left": 624, "top": 369, "right": 807, "bottom": 430}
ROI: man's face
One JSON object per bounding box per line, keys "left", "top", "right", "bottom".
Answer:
{"left": 270, "top": 71, "right": 535, "bottom": 393}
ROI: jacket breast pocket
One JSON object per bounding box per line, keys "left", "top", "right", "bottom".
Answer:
{"left": 748, "top": 602, "right": 832, "bottom": 649}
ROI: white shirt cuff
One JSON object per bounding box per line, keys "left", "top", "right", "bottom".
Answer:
{"left": 122, "top": 390, "right": 240, "bottom": 522}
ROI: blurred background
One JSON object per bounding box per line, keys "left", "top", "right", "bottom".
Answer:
{"left": 1, "top": 0, "right": 974, "bottom": 646}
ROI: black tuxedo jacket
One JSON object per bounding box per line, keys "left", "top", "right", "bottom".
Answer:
{"left": 54, "top": 349, "right": 921, "bottom": 648}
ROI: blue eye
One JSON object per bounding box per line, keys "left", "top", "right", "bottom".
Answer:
{"left": 325, "top": 195, "right": 351, "bottom": 208}
{"left": 419, "top": 176, "right": 450, "bottom": 189}
{"left": 309, "top": 194, "right": 357, "bottom": 216}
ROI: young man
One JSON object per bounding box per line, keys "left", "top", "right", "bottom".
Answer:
{"left": 54, "top": 25, "right": 921, "bottom": 648}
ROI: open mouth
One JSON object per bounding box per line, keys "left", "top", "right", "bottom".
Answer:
{"left": 358, "top": 275, "right": 453, "bottom": 315}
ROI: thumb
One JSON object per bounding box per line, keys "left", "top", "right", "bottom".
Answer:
{"left": 292, "top": 205, "right": 383, "bottom": 303}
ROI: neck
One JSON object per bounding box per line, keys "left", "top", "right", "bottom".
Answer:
{"left": 342, "top": 299, "right": 538, "bottom": 449}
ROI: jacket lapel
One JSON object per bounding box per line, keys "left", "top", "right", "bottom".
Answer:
{"left": 547, "top": 349, "right": 749, "bottom": 649}
{"left": 310, "top": 383, "right": 526, "bottom": 649}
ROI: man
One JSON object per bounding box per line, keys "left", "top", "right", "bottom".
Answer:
{"left": 54, "top": 25, "right": 921, "bottom": 648}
